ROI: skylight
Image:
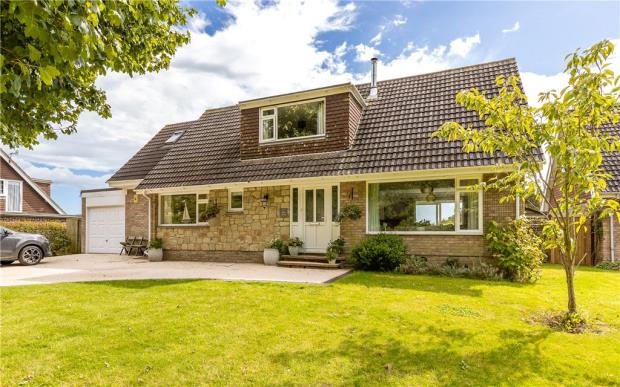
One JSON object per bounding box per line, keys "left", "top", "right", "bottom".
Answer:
{"left": 165, "top": 131, "right": 184, "bottom": 144}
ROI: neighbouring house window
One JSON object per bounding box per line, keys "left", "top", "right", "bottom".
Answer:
{"left": 160, "top": 193, "right": 210, "bottom": 225}
{"left": 331, "top": 185, "right": 339, "bottom": 222}
{"left": 229, "top": 191, "right": 243, "bottom": 211}
{"left": 367, "top": 178, "right": 481, "bottom": 233}
{"left": 2, "top": 180, "right": 22, "bottom": 212}
{"left": 292, "top": 188, "right": 299, "bottom": 222}
{"left": 259, "top": 99, "right": 325, "bottom": 142}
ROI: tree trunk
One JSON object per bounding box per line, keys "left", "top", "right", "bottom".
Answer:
{"left": 564, "top": 264, "right": 578, "bottom": 313}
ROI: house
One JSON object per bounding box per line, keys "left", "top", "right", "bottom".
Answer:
{"left": 84, "top": 59, "right": 522, "bottom": 262}
{"left": 0, "top": 149, "right": 65, "bottom": 218}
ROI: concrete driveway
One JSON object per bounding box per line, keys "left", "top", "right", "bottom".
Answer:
{"left": 0, "top": 254, "right": 351, "bottom": 287}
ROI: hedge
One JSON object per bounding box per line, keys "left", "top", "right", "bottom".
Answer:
{"left": 0, "top": 221, "right": 71, "bottom": 255}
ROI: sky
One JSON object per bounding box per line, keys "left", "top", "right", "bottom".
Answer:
{"left": 4, "top": 0, "right": 620, "bottom": 215}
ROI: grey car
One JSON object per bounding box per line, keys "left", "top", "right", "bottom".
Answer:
{"left": 0, "top": 226, "right": 52, "bottom": 266}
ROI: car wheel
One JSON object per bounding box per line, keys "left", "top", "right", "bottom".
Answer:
{"left": 18, "top": 245, "right": 44, "bottom": 265}
{"left": 1, "top": 260, "right": 16, "bottom": 265}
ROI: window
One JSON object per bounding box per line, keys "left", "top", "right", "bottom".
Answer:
{"left": 165, "top": 131, "right": 184, "bottom": 144}
{"left": 1, "top": 180, "right": 22, "bottom": 212}
{"left": 292, "top": 188, "right": 299, "bottom": 222}
{"left": 331, "top": 185, "right": 339, "bottom": 222}
{"left": 367, "top": 177, "right": 481, "bottom": 233}
{"left": 259, "top": 99, "right": 325, "bottom": 142}
{"left": 228, "top": 190, "right": 243, "bottom": 211}
{"left": 160, "top": 193, "right": 209, "bottom": 225}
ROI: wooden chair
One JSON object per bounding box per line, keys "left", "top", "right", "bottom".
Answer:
{"left": 120, "top": 236, "right": 136, "bottom": 255}
{"left": 129, "top": 237, "right": 148, "bottom": 256}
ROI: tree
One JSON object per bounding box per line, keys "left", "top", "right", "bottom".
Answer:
{"left": 0, "top": 0, "right": 222, "bottom": 149}
{"left": 433, "top": 40, "right": 620, "bottom": 318}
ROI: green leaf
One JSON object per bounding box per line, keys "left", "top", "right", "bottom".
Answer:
{"left": 39, "top": 65, "right": 61, "bottom": 86}
{"left": 27, "top": 44, "right": 41, "bottom": 61}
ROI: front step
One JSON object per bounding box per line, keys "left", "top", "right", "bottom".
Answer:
{"left": 278, "top": 260, "right": 341, "bottom": 269}
{"left": 281, "top": 254, "right": 344, "bottom": 262}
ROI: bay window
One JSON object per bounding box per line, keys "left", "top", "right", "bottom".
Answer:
{"left": 160, "top": 193, "right": 209, "bottom": 225}
{"left": 367, "top": 177, "right": 482, "bottom": 233}
{"left": 259, "top": 99, "right": 325, "bottom": 142}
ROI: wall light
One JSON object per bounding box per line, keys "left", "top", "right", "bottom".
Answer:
{"left": 260, "top": 194, "right": 269, "bottom": 208}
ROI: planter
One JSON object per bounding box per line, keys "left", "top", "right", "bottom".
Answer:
{"left": 328, "top": 259, "right": 337, "bottom": 265}
{"left": 147, "top": 248, "right": 163, "bottom": 262}
{"left": 263, "top": 248, "right": 280, "bottom": 265}
{"left": 288, "top": 246, "right": 300, "bottom": 256}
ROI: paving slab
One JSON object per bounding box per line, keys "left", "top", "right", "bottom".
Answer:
{"left": 0, "top": 254, "right": 352, "bottom": 287}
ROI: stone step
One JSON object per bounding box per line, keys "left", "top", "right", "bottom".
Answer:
{"left": 277, "top": 260, "right": 342, "bottom": 269}
{"left": 281, "top": 254, "right": 344, "bottom": 262}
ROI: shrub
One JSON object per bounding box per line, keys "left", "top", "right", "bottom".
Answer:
{"left": 0, "top": 220, "right": 71, "bottom": 255}
{"left": 350, "top": 234, "right": 407, "bottom": 271}
{"left": 398, "top": 256, "right": 503, "bottom": 281}
{"left": 288, "top": 237, "right": 304, "bottom": 247}
{"left": 266, "top": 238, "right": 287, "bottom": 255}
{"left": 486, "top": 218, "right": 545, "bottom": 283}
{"left": 326, "top": 237, "right": 345, "bottom": 261}
{"left": 148, "top": 238, "right": 163, "bottom": 249}
{"left": 595, "top": 261, "right": 620, "bottom": 271}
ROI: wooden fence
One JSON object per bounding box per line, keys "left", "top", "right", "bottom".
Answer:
{"left": 547, "top": 221, "right": 593, "bottom": 266}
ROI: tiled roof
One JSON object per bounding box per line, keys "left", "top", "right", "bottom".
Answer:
{"left": 109, "top": 58, "right": 524, "bottom": 189}
{"left": 600, "top": 122, "right": 620, "bottom": 192}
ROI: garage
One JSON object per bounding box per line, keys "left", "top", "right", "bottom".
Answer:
{"left": 81, "top": 189, "right": 125, "bottom": 254}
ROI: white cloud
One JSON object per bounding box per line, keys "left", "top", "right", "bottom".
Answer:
{"left": 370, "top": 31, "right": 383, "bottom": 46}
{"left": 392, "top": 14, "right": 407, "bottom": 26}
{"left": 502, "top": 21, "right": 520, "bottom": 34}
{"left": 448, "top": 33, "right": 481, "bottom": 57}
{"left": 355, "top": 43, "right": 381, "bottom": 62}
{"left": 14, "top": 157, "right": 112, "bottom": 190}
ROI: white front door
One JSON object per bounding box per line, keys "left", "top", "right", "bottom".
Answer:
{"left": 290, "top": 184, "right": 339, "bottom": 253}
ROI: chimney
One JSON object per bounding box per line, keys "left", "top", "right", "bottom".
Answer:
{"left": 368, "top": 57, "right": 378, "bottom": 99}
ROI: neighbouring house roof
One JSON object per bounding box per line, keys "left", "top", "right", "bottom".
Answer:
{"left": 600, "top": 121, "right": 620, "bottom": 193}
{"left": 0, "top": 149, "right": 66, "bottom": 214}
{"left": 109, "top": 58, "right": 523, "bottom": 190}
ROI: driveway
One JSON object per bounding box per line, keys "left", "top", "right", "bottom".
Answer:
{"left": 0, "top": 254, "right": 352, "bottom": 287}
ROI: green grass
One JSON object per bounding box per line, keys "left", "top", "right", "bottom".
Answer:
{"left": 1, "top": 265, "right": 619, "bottom": 386}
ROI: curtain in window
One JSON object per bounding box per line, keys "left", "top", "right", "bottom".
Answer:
{"left": 368, "top": 183, "right": 380, "bottom": 232}
{"left": 7, "top": 181, "right": 21, "bottom": 212}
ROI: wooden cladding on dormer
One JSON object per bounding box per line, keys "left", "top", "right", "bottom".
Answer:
{"left": 240, "top": 92, "right": 363, "bottom": 160}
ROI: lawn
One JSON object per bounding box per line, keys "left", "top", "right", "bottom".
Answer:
{"left": 1, "top": 265, "right": 619, "bottom": 386}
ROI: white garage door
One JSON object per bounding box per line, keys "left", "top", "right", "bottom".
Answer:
{"left": 87, "top": 206, "right": 125, "bottom": 253}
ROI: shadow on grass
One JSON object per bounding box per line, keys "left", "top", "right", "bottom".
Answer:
{"left": 267, "top": 325, "right": 605, "bottom": 386}
{"left": 336, "top": 271, "right": 528, "bottom": 298}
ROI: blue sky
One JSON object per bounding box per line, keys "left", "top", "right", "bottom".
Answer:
{"left": 6, "top": 0, "right": 619, "bottom": 214}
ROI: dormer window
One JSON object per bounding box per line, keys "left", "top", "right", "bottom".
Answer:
{"left": 165, "top": 131, "right": 184, "bottom": 144}
{"left": 259, "top": 99, "right": 325, "bottom": 143}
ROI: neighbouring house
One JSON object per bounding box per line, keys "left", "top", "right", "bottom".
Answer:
{"left": 83, "top": 59, "right": 525, "bottom": 263}
{"left": 0, "top": 149, "right": 66, "bottom": 219}
{"left": 545, "top": 121, "right": 620, "bottom": 265}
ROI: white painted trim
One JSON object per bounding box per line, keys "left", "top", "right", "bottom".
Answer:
{"left": 228, "top": 189, "right": 244, "bottom": 212}
{"left": 0, "top": 149, "right": 65, "bottom": 214}
{"left": 239, "top": 83, "right": 366, "bottom": 110}
{"left": 107, "top": 179, "right": 143, "bottom": 189}
{"left": 5, "top": 180, "right": 23, "bottom": 212}
{"left": 259, "top": 98, "right": 326, "bottom": 143}
{"left": 365, "top": 175, "right": 484, "bottom": 235}
{"left": 135, "top": 165, "right": 517, "bottom": 195}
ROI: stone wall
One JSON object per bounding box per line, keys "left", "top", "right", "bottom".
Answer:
{"left": 155, "top": 186, "right": 290, "bottom": 262}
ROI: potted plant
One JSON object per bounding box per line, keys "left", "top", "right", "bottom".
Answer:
{"left": 146, "top": 238, "right": 163, "bottom": 262}
{"left": 205, "top": 202, "right": 220, "bottom": 220}
{"left": 335, "top": 204, "right": 362, "bottom": 222}
{"left": 326, "top": 237, "right": 345, "bottom": 264}
{"left": 288, "top": 237, "right": 304, "bottom": 256}
{"left": 264, "top": 237, "right": 285, "bottom": 265}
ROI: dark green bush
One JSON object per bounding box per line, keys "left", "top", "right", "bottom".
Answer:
{"left": 350, "top": 234, "right": 407, "bottom": 271}
{"left": 0, "top": 220, "right": 70, "bottom": 255}
{"left": 486, "top": 219, "right": 545, "bottom": 283}
{"left": 595, "top": 261, "right": 620, "bottom": 271}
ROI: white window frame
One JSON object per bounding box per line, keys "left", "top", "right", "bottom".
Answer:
{"left": 158, "top": 192, "right": 211, "bottom": 226}
{"left": 259, "top": 98, "right": 326, "bottom": 143}
{"left": 365, "top": 175, "right": 483, "bottom": 235}
{"left": 228, "top": 190, "right": 243, "bottom": 212}
{"left": 3, "top": 180, "right": 23, "bottom": 212}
